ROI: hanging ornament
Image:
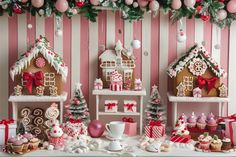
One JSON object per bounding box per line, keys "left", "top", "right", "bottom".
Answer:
{"left": 214, "top": 27, "right": 221, "bottom": 50}
{"left": 90, "top": 0, "right": 100, "bottom": 5}
{"left": 217, "top": 9, "right": 227, "bottom": 21}
{"left": 137, "top": 0, "right": 149, "bottom": 7}
{"left": 149, "top": 0, "right": 159, "bottom": 12}
{"left": 72, "top": 8, "right": 78, "bottom": 15}
{"left": 38, "top": 9, "right": 44, "bottom": 15}
{"left": 177, "top": 29, "right": 186, "bottom": 43}
{"left": 21, "top": 0, "right": 28, "bottom": 3}
{"left": 27, "top": 24, "right": 33, "bottom": 29}
{"left": 201, "top": 14, "right": 210, "bottom": 21}
{"left": 13, "top": 3, "right": 23, "bottom": 14}
{"left": 55, "top": 16, "right": 63, "bottom": 37}
{"left": 183, "top": 0, "right": 195, "bottom": 8}
{"left": 76, "top": 0, "right": 85, "bottom": 7}
{"left": 55, "top": 29, "right": 63, "bottom": 36}
{"left": 55, "top": 0, "right": 68, "bottom": 13}
{"left": 171, "top": 0, "right": 182, "bottom": 10}
{"left": 227, "top": 0, "right": 236, "bottom": 13}
{"left": 196, "top": 0, "right": 201, "bottom": 2}
{"left": 31, "top": 0, "right": 44, "bottom": 8}
{"left": 196, "top": 5, "right": 202, "bottom": 14}
{"left": 125, "top": 0, "right": 133, "bottom": 5}
{"left": 131, "top": 39, "right": 141, "bottom": 49}
{"left": 133, "top": 2, "right": 138, "bottom": 8}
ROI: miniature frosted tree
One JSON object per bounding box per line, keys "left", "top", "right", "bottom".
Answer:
{"left": 145, "top": 85, "right": 166, "bottom": 125}
{"left": 65, "top": 83, "right": 90, "bottom": 125}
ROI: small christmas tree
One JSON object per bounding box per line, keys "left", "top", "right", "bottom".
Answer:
{"left": 145, "top": 85, "right": 166, "bottom": 124}
{"left": 65, "top": 83, "right": 90, "bottom": 125}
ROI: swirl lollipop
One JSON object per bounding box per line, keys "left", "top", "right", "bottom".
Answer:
{"left": 45, "top": 103, "right": 59, "bottom": 119}
{"left": 34, "top": 117, "right": 44, "bottom": 126}
{"left": 33, "top": 108, "right": 44, "bottom": 116}
{"left": 21, "top": 108, "right": 31, "bottom": 117}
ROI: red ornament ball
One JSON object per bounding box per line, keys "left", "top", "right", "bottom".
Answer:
{"left": 88, "top": 120, "right": 105, "bottom": 138}
{"left": 201, "top": 15, "right": 210, "bottom": 21}
{"left": 13, "top": 4, "right": 23, "bottom": 14}
{"left": 76, "top": 1, "right": 85, "bottom": 7}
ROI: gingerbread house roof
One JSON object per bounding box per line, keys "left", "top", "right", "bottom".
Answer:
{"left": 10, "top": 36, "right": 68, "bottom": 82}
{"left": 167, "top": 44, "right": 226, "bottom": 78}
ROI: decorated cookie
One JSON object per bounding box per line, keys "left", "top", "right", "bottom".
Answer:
{"left": 35, "top": 57, "right": 46, "bottom": 68}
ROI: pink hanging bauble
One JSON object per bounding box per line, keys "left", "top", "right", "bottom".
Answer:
{"left": 125, "top": 0, "right": 133, "bottom": 5}
{"left": 21, "top": 0, "right": 28, "bottom": 3}
{"left": 227, "top": 0, "right": 236, "bottom": 13}
{"left": 171, "top": 0, "right": 182, "bottom": 10}
{"left": 149, "top": 0, "right": 159, "bottom": 12}
{"left": 90, "top": 0, "right": 100, "bottom": 6}
{"left": 217, "top": 9, "right": 227, "bottom": 20}
{"left": 88, "top": 120, "right": 105, "bottom": 138}
{"left": 137, "top": 0, "right": 149, "bottom": 8}
{"left": 31, "top": 0, "right": 44, "bottom": 8}
{"left": 183, "top": 0, "right": 195, "bottom": 8}
{"left": 177, "top": 30, "right": 186, "bottom": 43}
{"left": 55, "top": 0, "right": 69, "bottom": 13}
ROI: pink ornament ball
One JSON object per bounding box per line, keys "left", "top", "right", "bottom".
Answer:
{"left": 55, "top": 0, "right": 69, "bottom": 13}
{"left": 149, "top": 0, "right": 159, "bottom": 11}
{"left": 21, "top": 0, "right": 28, "bottom": 3}
{"left": 183, "top": 0, "right": 195, "bottom": 8}
{"left": 171, "top": 0, "right": 182, "bottom": 10}
{"left": 137, "top": 0, "right": 149, "bottom": 8}
{"left": 227, "top": 0, "right": 236, "bottom": 13}
{"left": 88, "top": 120, "right": 105, "bottom": 138}
{"left": 31, "top": 0, "right": 44, "bottom": 8}
{"left": 217, "top": 9, "right": 227, "bottom": 20}
{"left": 90, "top": 0, "right": 100, "bottom": 6}
{"left": 125, "top": 0, "right": 133, "bottom": 5}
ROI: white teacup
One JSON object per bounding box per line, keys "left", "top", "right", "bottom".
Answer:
{"left": 105, "top": 121, "right": 125, "bottom": 139}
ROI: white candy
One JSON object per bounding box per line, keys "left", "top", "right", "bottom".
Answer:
{"left": 48, "top": 144, "right": 54, "bottom": 151}
{"left": 43, "top": 141, "right": 49, "bottom": 148}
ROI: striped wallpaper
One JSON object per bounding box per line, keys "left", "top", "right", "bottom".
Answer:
{"left": 0, "top": 11, "right": 236, "bottom": 126}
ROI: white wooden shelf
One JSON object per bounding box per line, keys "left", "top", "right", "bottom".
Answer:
{"left": 8, "top": 92, "right": 68, "bottom": 123}
{"left": 93, "top": 89, "right": 146, "bottom": 135}
{"left": 99, "top": 112, "right": 140, "bottom": 116}
{"left": 167, "top": 92, "right": 229, "bottom": 127}
{"left": 8, "top": 92, "right": 68, "bottom": 102}
{"left": 92, "top": 89, "right": 146, "bottom": 96}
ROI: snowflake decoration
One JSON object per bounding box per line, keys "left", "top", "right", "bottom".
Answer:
{"left": 188, "top": 58, "right": 207, "bottom": 76}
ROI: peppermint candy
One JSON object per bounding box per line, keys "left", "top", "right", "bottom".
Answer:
{"left": 35, "top": 57, "right": 46, "bottom": 68}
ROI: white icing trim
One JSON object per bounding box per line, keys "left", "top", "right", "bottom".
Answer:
{"left": 10, "top": 37, "right": 68, "bottom": 82}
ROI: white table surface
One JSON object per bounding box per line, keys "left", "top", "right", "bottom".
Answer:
{"left": 1, "top": 136, "right": 236, "bottom": 157}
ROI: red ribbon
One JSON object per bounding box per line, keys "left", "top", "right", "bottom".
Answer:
{"left": 197, "top": 76, "right": 218, "bottom": 94}
{"left": 0, "top": 119, "right": 14, "bottom": 145}
{"left": 148, "top": 120, "right": 164, "bottom": 138}
{"left": 105, "top": 103, "right": 116, "bottom": 110}
{"left": 69, "top": 118, "right": 82, "bottom": 123}
{"left": 22, "top": 71, "right": 44, "bottom": 93}
{"left": 122, "top": 117, "right": 134, "bottom": 123}
{"left": 124, "top": 104, "right": 135, "bottom": 111}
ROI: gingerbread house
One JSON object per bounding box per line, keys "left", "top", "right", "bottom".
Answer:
{"left": 167, "top": 44, "right": 227, "bottom": 97}
{"left": 99, "top": 40, "right": 136, "bottom": 88}
{"left": 10, "top": 36, "right": 68, "bottom": 96}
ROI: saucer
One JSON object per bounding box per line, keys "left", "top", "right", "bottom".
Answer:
{"left": 106, "top": 146, "right": 123, "bottom": 152}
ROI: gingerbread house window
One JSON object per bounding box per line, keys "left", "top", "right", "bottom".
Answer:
{"left": 105, "top": 70, "right": 114, "bottom": 81}
{"left": 124, "top": 70, "right": 132, "bottom": 82}
{"left": 122, "top": 60, "right": 135, "bottom": 68}
{"left": 44, "top": 73, "right": 55, "bottom": 86}
{"left": 183, "top": 76, "right": 193, "bottom": 91}
{"left": 101, "top": 61, "right": 116, "bottom": 68}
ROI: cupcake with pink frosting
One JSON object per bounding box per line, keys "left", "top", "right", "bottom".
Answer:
{"left": 207, "top": 113, "right": 215, "bottom": 121}
{"left": 207, "top": 117, "right": 218, "bottom": 132}
{"left": 187, "top": 112, "right": 197, "bottom": 128}
{"left": 11, "top": 138, "right": 24, "bottom": 153}
{"left": 197, "top": 113, "right": 206, "bottom": 130}
{"left": 198, "top": 132, "right": 212, "bottom": 150}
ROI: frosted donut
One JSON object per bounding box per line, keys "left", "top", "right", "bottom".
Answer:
{"left": 21, "top": 108, "right": 31, "bottom": 117}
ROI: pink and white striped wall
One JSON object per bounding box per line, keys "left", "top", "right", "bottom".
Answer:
{"left": 0, "top": 12, "right": 236, "bottom": 126}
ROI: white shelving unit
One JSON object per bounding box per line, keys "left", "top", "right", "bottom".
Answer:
{"left": 8, "top": 92, "right": 68, "bottom": 123}
{"left": 92, "top": 89, "right": 146, "bottom": 135}
{"left": 167, "top": 92, "right": 229, "bottom": 127}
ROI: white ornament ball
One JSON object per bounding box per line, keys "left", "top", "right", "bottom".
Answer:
{"left": 183, "top": 0, "right": 195, "bottom": 8}
{"left": 125, "top": 0, "right": 133, "bottom": 5}
{"left": 90, "top": 0, "right": 100, "bottom": 5}
{"left": 27, "top": 24, "right": 33, "bottom": 29}
{"left": 217, "top": 9, "right": 227, "bottom": 21}
{"left": 38, "top": 9, "right": 44, "bottom": 15}
{"left": 171, "top": 0, "right": 182, "bottom": 10}
{"left": 55, "top": 29, "right": 63, "bottom": 37}
{"left": 227, "top": 0, "right": 236, "bottom": 13}
{"left": 48, "top": 144, "right": 54, "bottom": 151}
{"left": 2, "top": 4, "right": 8, "bottom": 9}
{"left": 177, "top": 31, "right": 186, "bottom": 43}
{"left": 31, "top": 0, "right": 44, "bottom": 8}
{"left": 72, "top": 8, "right": 78, "bottom": 15}
{"left": 214, "top": 44, "right": 221, "bottom": 50}
{"left": 131, "top": 39, "right": 141, "bottom": 49}
{"left": 149, "top": 0, "right": 159, "bottom": 12}
{"left": 133, "top": 2, "right": 139, "bottom": 8}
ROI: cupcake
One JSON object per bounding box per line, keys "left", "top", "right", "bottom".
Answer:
{"left": 210, "top": 135, "right": 222, "bottom": 151}
{"left": 48, "top": 123, "right": 64, "bottom": 145}
{"left": 7, "top": 137, "right": 17, "bottom": 151}
{"left": 11, "top": 139, "right": 24, "bottom": 153}
{"left": 187, "top": 112, "right": 197, "bottom": 128}
{"left": 198, "top": 132, "right": 212, "bottom": 150}
{"left": 21, "top": 137, "right": 29, "bottom": 152}
{"left": 207, "top": 117, "right": 218, "bottom": 132}
{"left": 23, "top": 133, "right": 34, "bottom": 141}
{"left": 197, "top": 113, "right": 206, "bottom": 130}
{"left": 207, "top": 113, "right": 215, "bottom": 121}
{"left": 29, "top": 138, "right": 40, "bottom": 150}
{"left": 222, "top": 138, "right": 232, "bottom": 150}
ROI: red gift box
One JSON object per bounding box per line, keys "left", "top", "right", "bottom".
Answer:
{"left": 144, "top": 120, "right": 165, "bottom": 138}
{"left": 122, "top": 117, "right": 137, "bottom": 136}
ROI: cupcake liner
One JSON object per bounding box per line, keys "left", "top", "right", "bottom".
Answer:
{"left": 187, "top": 123, "right": 196, "bottom": 128}
{"left": 199, "top": 141, "right": 211, "bottom": 150}
{"left": 210, "top": 143, "right": 222, "bottom": 151}
{"left": 207, "top": 124, "right": 217, "bottom": 132}
{"left": 30, "top": 141, "right": 40, "bottom": 150}
{"left": 12, "top": 145, "right": 23, "bottom": 153}
{"left": 22, "top": 143, "right": 29, "bottom": 152}
{"left": 197, "top": 123, "right": 206, "bottom": 130}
